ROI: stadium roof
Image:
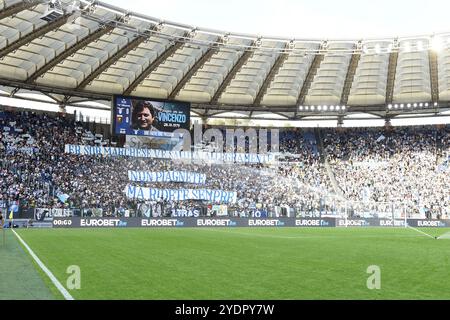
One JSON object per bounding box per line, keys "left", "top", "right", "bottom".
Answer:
{"left": 0, "top": 0, "right": 449, "bottom": 122}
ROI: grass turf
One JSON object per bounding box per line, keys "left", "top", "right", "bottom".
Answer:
{"left": 0, "top": 230, "right": 55, "bottom": 300}
{"left": 14, "top": 227, "right": 450, "bottom": 300}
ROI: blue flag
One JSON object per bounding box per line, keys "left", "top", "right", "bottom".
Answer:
{"left": 58, "top": 194, "right": 70, "bottom": 203}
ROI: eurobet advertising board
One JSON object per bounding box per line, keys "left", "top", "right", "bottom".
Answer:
{"left": 52, "top": 217, "right": 450, "bottom": 229}
{"left": 52, "top": 218, "right": 337, "bottom": 228}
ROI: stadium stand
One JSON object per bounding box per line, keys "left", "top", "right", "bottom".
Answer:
{"left": 0, "top": 108, "right": 448, "bottom": 220}
{"left": 0, "top": 0, "right": 446, "bottom": 122}
{"left": 0, "top": 1, "right": 448, "bottom": 223}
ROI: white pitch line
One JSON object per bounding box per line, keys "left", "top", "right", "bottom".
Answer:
{"left": 195, "top": 228, "right": 428, "bottom": 240}
{"left": 406, "top": 225, "right": 437, "bottom": 239}
{"left": 12, "top": 229, "right": 74, "bottom": 300}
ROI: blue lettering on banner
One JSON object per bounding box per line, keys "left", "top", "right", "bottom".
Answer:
{"left": 251, "top": 210, "right": 268, "bottom": 218}
{"left": 137, "top": 187, "right": 145, "bottom": 200}
{"left": 65, "top": 144, "right": 278, "bottom": 164}
{"left": 127, "top": 185, "right": 136, "bottom": 198}
{"left": 220, "top": 191, "right": 228, "bottom": 203}
{"left": 129, "top": 171, "right": 138, "bottom": 182}
{"left": 124, "top": 186, "right": 237, "bottom": 203}
{"left": 213, "top": 190, "right": 221, "bottom": 202}
{"left": 191, "top": 189, "right": 199, "bottom": 199}
{"left": 127, "top": 171, "right": 207, "bottom": 184}
{"left": 149, "top": 188, "right": 158, "bottom": 199}
{"left": 224, "top": 153, "right": 233, "bottom": 163}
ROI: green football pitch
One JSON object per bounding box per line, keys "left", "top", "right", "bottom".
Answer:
{"left": 3, "top": 227, "right": 450, "bottom": 300}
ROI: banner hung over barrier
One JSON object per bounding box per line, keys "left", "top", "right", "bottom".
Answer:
{"left": 128, "top": 171, "right": 207, "bottom": 184}
{"left": 65, "top": 144, "right": 277, "bottom": 164}
{"left": 125, "top": 185, "right": 237, "bottom": 203}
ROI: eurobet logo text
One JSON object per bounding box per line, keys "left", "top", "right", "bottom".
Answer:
{"left": 379, "top": 220, "right": 406, "bottom": 227}
{"left": 295, "top": 219, "right": 330, "bottom": 227}
{"left": 248, "top": 219, "right": 285, "bottom": 227}
{"left": 141, "top": 219, "right": 183, "bottom": 227}
{"left": 80, "top": 219, "right": 127, "bottom": 227}
{"left": 417, "top": 220, "right": 446, "bottom": 227}
{"left": 197, "top": 219, "right": 236, "bottom": 227}
{"left": 338, "top": 219, "right": 370, "bottom": 227}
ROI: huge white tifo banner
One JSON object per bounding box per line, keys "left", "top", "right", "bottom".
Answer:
{"left": 65, "top": 145, "right": 277, "bottom": 164}
{"left": 128, "top": 171, "right": 206, "bottom": 184}
{"left": 125, "top": 185, "right": 237, "bottom": 203}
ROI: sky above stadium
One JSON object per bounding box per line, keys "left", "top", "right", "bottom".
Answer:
{"left": 104, "top": 0, "right": 450, "bottom": 39}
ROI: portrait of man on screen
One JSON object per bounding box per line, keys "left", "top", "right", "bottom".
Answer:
{"left": 131, "top": 100, "right": 160, "bottom": 132}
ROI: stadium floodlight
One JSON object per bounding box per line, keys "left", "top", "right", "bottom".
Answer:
{"left": 288, "top": 40, "right": 295, "bottom": 50}
{"left": 425, "top": 102, "right": 429, "bottom": 107}
{"left": 299, "top": 106, "right": 303, "bottom": 111}
{"left": 388, "top": 104, "right": 393, "bottom": 110}
{"left": 310, "top": 106, "right": 315, "bottom": 111}
{"left": 406, "top": 103, "right": 410, "bottom": 108}
{"left": 41, "top": 0, "right": 65, "bottom": 22}
{"left": 404, "top": 42, "right": 411, "bottom": 52}
{"left": 222, "top": 34, "right": 229, "bottom": 44}
{"left": 386, "top": 43, "right": 393, "bottom": 53}
{"left": 305, "top": 106, "right": 309, "bottom": 111}
{"left": 341, "top": 106, "right": 346, "bottom": 111}
{"left": 434, "top": 102, "right": 438, "bottom": 107}
{"left": 375, "top": 44, "right": 381, "bottom": 54}
{"left": 413, "top": 103, "right": 418, "bottom": 108}
{"left": 419, "top": 103, "right": 424, "bottom": 107}
{"left": 362, "top": 46, "right": 369, "bottom": 54}
{"left": 317, "top": 105, "right": 322, "bottom": 111}
{"left": 400, "top": 104, "right": 405, "bottom": 109}
{"left": 431, "top": 36, "right": 444, "bottom": 52}
{"left": 417, "top": 41, "right": 423, "bottom": 51}
{"left": 330, "top": 105, "right": 335, "bottom": 111}
{"left": 323, "top": 105, "right": 328, "bottom": 111}
{"left": 189, "top": 28, "right": 198, "bottom": 38}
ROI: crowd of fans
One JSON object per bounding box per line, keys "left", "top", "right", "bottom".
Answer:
{"left": 0, "top": 109, "right": 332, "bottom": 217}
{"left": 0, "top": 108, "right": 448, "bottom": 219}
{"left": 323, "top": 126, "right": 450, "bottom": 218}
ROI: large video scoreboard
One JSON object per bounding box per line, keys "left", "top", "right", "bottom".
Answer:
{"left": 112, "top": 95, "right": 191, "bottom": 138}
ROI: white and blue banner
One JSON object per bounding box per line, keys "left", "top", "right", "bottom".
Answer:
{"left": 125, "top": 185, "right": 237, "bottom": 203}
{"left": 65, "top": 144, "right": 277, "bottom": 164}
{"left": 6, "top": 146, "right": 39, "bottom": 155}
{"left": 251, "top": 210, "right": 268, "bottom": 218}
{"left": 128, "top": 171, "right": 207, "bottom": 184}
